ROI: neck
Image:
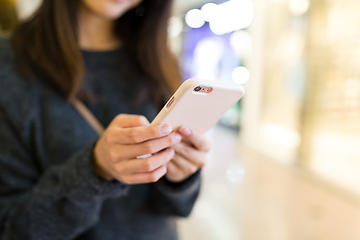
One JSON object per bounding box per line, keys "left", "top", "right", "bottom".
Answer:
{"left": 78, "top": 5, "right": 122, "bottom": 51}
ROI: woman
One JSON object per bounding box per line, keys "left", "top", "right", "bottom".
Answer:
{"left": 0, "top": 0, "right": 210, "bottom": 239}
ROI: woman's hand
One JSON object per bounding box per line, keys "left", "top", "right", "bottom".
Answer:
{"left": 165, "top": 126, "right": 211, "bottom": 183}
{"left": 93, "top": 114, "right": 182, "bottom": 184}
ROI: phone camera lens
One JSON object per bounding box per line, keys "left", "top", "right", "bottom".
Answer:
{"left": 194, "top": 86, "right": 201, "bottom": 92}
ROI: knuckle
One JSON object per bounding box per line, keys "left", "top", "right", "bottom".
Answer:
{"left": 204, "top": 141, "right": 211, "bottom": 152}
{"left": 180, "top": 147, "right": 188, "bottom": 156}
{"left": 128, "top": 128, "right": 140, "bottom": 142}
{"left": 187, "top": 166, "right": 197, "bottom": 174}
{"left": 143, "top": 158, "right": 154, "bottom": 172}
{"left": 114, "top": 163, "right": 125, "bottom": 174}
{"left": 121, "top": 176, "right": 132, "bottom": 184}
{"left": 114, "top": 114, "right": 124, "bottom": 122}
{"left": 109, "top": 148, "right": 120, "bottom": 162}
{"left": 150, "top": 126, "right": 161, "bottom": 137}
{"left": 137, "top": 116, "right": 148, "bottom": 126}
{"left": 199, "top": 159, "right": 207, "bottom": 167}
{"left": 168, "top": 135, "right": 177, "bottom": 146}
{"left": 104, "top": 131, "right": 114, "bottom": 145}
{"left": 171, "top": 173, "right": 181, "bottom": 182}
{"left": 149, "top": 168, "right": 166, "bottom": 183}
{"left": 148, "top": 173, "right": 159, "bottom": 183}
{"left": 104, "top": 135, "right": 112, "bottom": 146}
{"left": 143, "top": 142, "right": 156, "bottom": 153}
{"left": 167, "top": 151, "right": 175, "bottom": 160}
{"left": 197, "top": 140, "right": 206, "bottom": 150}
{"left": 160, "top": 165, "right": 167, "bottom": 175}
{"left": 141, "top": 115, "right": 149, "bottom": 124}
{"left": 205, "top": 147, "right": 211, "bottom": 153}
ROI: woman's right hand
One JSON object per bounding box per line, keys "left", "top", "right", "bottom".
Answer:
{"left": 93, "top": 114, "right": 182, "bottom": 184}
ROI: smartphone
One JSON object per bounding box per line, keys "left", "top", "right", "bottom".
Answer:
{"left": 151, "top": 78, "right": 245, "bottom": 134}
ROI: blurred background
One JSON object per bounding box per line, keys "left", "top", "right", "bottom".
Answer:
{"left": 1, "top": 0, "right": 360, "bottom": 239}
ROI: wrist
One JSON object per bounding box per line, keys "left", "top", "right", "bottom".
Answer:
{"left": 92, "top": 150, "right": 114, "bottom": 181}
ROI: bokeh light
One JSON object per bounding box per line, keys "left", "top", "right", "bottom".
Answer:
{"left": 226, "top": 163, "right": 245, "bottom": 183}
{"left": 230, "top": 30, "right": 252, "bottom": 58}
{"left": 209, "top": 0, "right": 254, "bottom": 35}
{"left": 168, "top": 16, "right": 183, "bottom": 38}
{"left": 200, "top": 3, "right": 219, "bottom": 22}
{"left": 289, "top": 0, "right": 310, "bottom": 16}
{"left": 185, "top": 9, "right": 205, "bottom": 29}
{"left": 232, "top": 66, "right": 250, "bottom": 84}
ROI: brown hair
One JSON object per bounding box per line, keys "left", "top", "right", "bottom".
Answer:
{"left": 11, "top": 0, "right": 181, "bottom": 102}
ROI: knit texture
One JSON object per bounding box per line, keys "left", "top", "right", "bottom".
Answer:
{"left": 0, "top": 36, "right": 201, "bottom": 240}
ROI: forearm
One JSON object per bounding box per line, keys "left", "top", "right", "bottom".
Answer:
{"left": 0, "top": 139, "right": 130, "bottom": 240}
{"left": 149, "top": 170, "right": 201, "bottom": 217}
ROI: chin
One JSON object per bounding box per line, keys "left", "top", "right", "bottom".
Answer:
{"left": 98, "top": 0, "right": 141, "bottom": 19}
{"left": 103, "top": 8, "right": 131, "bottom": 19}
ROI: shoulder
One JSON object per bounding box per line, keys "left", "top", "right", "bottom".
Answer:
{"left": 0, "top": 34, "right": 35, "bottom": 90}
{"left": 0, "top": 34, "right": 33, "bottom": 90}
{"left": 0, "top": 33, "right": 11, "bottom": 46}
{"left": 0, "top": 35, "right": 19, "bottom": 81}
{"left": 0, "top": 35, "right": 16, "bottom": 65}
{"left": 0, "top": 35, "right": 41, "bottom": 132}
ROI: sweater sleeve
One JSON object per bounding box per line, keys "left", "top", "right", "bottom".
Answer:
{"left": 148, "top": 170, "right": 201, "bottom": 217}
{"left": 0, "top": 109, "right": 130, "bottom": 240}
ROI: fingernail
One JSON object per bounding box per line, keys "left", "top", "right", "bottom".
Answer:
{"left": 181, "top": 127, "right": 191, "bottom": 136}
{"left": 175, "top": 133, "right": 182, "bottom": 142}
{"left": 161, "top": 124, "right": 172, "bottom": 135}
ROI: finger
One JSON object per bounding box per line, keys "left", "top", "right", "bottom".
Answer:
{"left": 172, "top": 142, "right": 207, "bottom": 167}
{"left": 166, "top": 161, "right": 179, "bottom": 174}
{"left": 107, "top": 124, "right": 174, "bottom": 144}
{"left": 117, "top": 148, "right": 174, "bottom": 174}
{"left": 111, "top": 114, "right": 150, "bottom": 128}
{"left": 171, "top": 153, "right": 199, "bottom": 174}
{"left": 165, "top": 161, "right": 182, "bottom": 181}
{"left": 120, "top": 164, "right": 168, "bottom": 184}
{"left": 178, "top": 126, "right": 211, "bottom": 152}
{"left": 110, "top": 132, "right": 182, "bottom": 160}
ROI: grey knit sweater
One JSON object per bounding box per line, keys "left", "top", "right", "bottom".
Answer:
{"left": 0, "top": 36, "right": 201, "bottom": 240}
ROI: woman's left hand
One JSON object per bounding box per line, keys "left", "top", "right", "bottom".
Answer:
{"left": 165, "top": 126, "right": 211, "bottom": 183}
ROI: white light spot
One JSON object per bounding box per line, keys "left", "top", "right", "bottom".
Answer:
{"left": 193, "top": 37, "right": 225, "bottom": 80}
{"left": 289, "top": 0, "right": 309, "bottom": 16}
{"left": 16, "top": 0, "right": 42, "bottom": 20}
{"left": 185, "top": 9, "right": 205, "bottom": 29}
{"left": 232, "top": 66, "right": 250, "bottom": 84}
{"left": 201, "top": 3, "right": 219, "bottom": 22}
{"left": 226, "top": 163, "right": 245, "bottom": 183}
{"left": 230, "top": 30, "right": 252, "bottom": 58}
{"left": 262, "top": 124, "right": 301, "bottom": 148}
{"left": 168, "top": 16, "right": 183, "bottom": 38}
{"left": 209, "top": 0, "right": 254, "bottom": 35}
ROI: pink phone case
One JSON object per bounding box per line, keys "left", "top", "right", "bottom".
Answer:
{"left": 151, "top": 78, "right": 245, "bottom": 134}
